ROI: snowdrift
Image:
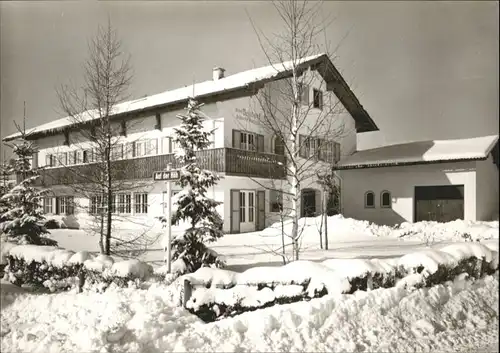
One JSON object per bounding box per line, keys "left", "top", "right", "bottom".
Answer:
{"left": 262, "top": 214, "right": 499, "bottom": 243}
{"left": 182, "top": 242, "right": 498, "bottom": 322}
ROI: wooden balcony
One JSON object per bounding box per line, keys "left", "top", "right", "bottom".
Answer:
{"left": 30, "top": 148, "right": 286, "bottom": 186}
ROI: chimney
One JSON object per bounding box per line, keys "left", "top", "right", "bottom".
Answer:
{"left": 213, "top": 67, "right": 225, "bottom": 81}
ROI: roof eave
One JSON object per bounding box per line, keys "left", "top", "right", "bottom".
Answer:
{"left": 334, "top": 156, "right": 487, "bottom": 170}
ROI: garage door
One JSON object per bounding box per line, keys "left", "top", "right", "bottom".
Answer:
{"left": 414, "top": 185, "right": 464, "bottom": 222}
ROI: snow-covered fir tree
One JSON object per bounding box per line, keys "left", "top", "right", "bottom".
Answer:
{"left": 0, "top": 127, "right": 49, "bottom": 244}
{"left": 171, "top": 98, "right": 225, "bottom": 272}
{"left": 0, "top": 158, "right": 12, "bottom": 224}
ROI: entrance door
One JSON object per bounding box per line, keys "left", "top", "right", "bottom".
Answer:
{"left": 414, "top": 185, "right": 464, "bottom": 222}
{"left": 301, "top": 189, "right": 316, "bottom": 217}
{"left": 239, "top": 190, "right": 256, "bottom": 233}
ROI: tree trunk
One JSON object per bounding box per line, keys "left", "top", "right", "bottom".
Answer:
{"left": 280, "top": 211, "right": 286, "bottom": 264}
{"left": 99, "top": 214, "right": 105, "bottom": 254}
{"left": 105, "top": 138, "right": 113, "bottom": 255}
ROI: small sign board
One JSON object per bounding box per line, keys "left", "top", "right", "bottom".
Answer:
{"left": 153, "top": 170, "right": 180, "bottom": 181}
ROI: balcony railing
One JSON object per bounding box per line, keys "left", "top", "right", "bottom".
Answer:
{"left": 29, "top": 148, "right": 286, "bottom": 186}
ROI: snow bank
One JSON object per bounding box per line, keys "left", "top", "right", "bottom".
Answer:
{"left": 439, "top": 243, "right": 494, "bottom": 263}
{"left": 1, "top": 271, "right": 498, "bottom": 353}
{"left": 7, "top": 245, "right": 77, "bottom": 268}
{"left": 398, "top": 250, "right": 458, "bottom": 274}
{"left": 107, "top": 259, "right": 153, "bottom": 280}
{"left": 185, "top": 267, "right": 240, "bottom": 288}
{"left": 83, "top": 254, "right": 115, "bottom": 272}
{"left": 321, "top": 258, "right": 387, "bottom": 279}
{"left": 67, "top": 251, "right": 94, "bottom": 264}
{"left": 260, "top": 214, "right": 499, "bottom": 243}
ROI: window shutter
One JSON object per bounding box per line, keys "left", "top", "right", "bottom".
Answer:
{"left": 230, "top": 189, "right": 240, "bottom": 233}
{"left": 55, "top": 197, "right": 60, "bottom": 215}
{"left": 120, "top": 120, "right": 127, "bottom": 136}
{"left": 257, "top": 134, "right": 265, "bottom": 152}
{"left": 155, "top": 113, "right": 161, "bottom": 130}
{"left": 335, "top": 142, "right": 341, "bottom": 162}
{"left": 125, "top": 142, "right": 133, "bottom": 158}
{"left": 232, "top": 130, "right": 241, "bottom": 148}
{"left": 168, "top": 137, "right": 173, "bottom": 154}
{"left": 299, "top": 135, "right": 306, "bottom": 158}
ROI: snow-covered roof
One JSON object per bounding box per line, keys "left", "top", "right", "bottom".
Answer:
{"left": 3, "top": 53, "right": 377, "bottom": 142}
{"left": 334, "top": 135, "right": 499, "bottom": 170}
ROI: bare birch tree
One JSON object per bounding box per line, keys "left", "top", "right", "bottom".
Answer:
{"left": 245, "top": 0, "right": 349, "bottom": 260}
{"left": 56, "top": 20, "right": 157, "bottom": 256}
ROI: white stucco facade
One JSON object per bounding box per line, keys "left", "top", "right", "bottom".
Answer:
{"left": 339, "top": 159, "right": 498, "bottom": 226}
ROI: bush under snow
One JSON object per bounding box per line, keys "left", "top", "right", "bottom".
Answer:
{"left": 183, "top": 242, "right": 499, "bottom": 321}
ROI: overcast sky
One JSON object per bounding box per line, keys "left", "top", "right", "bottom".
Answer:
{"left": 0, "top": 0, "right": 498, "bottom": 159}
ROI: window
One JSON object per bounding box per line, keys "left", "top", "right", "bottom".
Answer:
{"left": 161, "top": 137, "right": 171, "bottom": 155}
{"left": 90, "top": 195, "right": 106, "bottom": 214}
{"left": 58, "top": 196, "right": 74, "bottom": 215}
{"left": 240, "top": 132, "right": 255, "bottom": 151}
{"left": 381, "top": 191, "right": 391, "bottom": 208}
{"left": 55, "top": 152, "right": 67, "bottom": 167}
{"left": 313, "top": 89, "right": 323, "bottom": 110}
{"left": 67, "top": 151, "right": 75, "bottom": 165}
{"left": 75, "top": 150, "right": 83, "bottom": 164}
{"left": 116, "top": 193, "right": 132, "bottom": 214}
{"left": 111, "top": 144, "right": 123, "bottom": 161}
{"left": 146, "top": 139, "right": 158, "bottom": 156}
{"left": 239, "top": 191, "right": 246, "bottom": 222}
{"left": 135, "top": 193, "right": 148, "bottom": 214}
{"left": 43, "top": 197, "right": 53, "bottom": 214}
{"left": 45, "top": 154, "right": 54, "bottom": 167}
{"left": 83, "top": 149, "right": 93, "bottom": 163}
{"left": 273, "top": 135, "right": 285, "bottom": 155}
{"left": 269, "top": 190, "right": 283, "bottom": 212}
{"left": 365, "top": 191, "right": 375, "bottom": 208}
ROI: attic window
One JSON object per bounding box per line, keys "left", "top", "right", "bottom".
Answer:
{"left": 313, "top": 89, "right": 323, "bottom": 110}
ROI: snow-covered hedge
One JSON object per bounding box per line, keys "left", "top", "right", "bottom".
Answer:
{"left": 183, "top": 243, "right": 499, "bottom": 322}
{"left": 3, "top": 244, "right": 154, "bottom": 292}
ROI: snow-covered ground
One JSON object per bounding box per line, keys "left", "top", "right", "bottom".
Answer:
{"left": 1, "top": 273, "right": 498, "bottom": 352}
{"left": 36, "top": 215, "right": 499, "bottom": 272}
{"left": 1, "top": 216, "right": 499, "bottom": 352}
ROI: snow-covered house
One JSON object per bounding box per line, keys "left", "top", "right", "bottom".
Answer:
{"left": 2, "top": 54, "right": 378, "bottom": 233}
{"left": 335, "top": 135, "right": 499, "bottom": 225}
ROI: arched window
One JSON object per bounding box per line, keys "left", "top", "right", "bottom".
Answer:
{"left": 273, "top": 135, "right": 285, "bottom": 155}
{"left": 364, "top": 191, "right": 375, "bottom": 208}
{"left": 381, "top": 191, "right": 391, "bottom": 208}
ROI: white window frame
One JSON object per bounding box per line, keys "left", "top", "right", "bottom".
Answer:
{"left": 240, "top": 132, "right": 256, "bottom": 151}
{"left": 43, "top": 197, "right": 53, "bottom": 214}
{"left": 134, "top": 193, "right": 148, "bottom": 214}
{"left": 116, "top": 193, "right": 132, "bottom": 214}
